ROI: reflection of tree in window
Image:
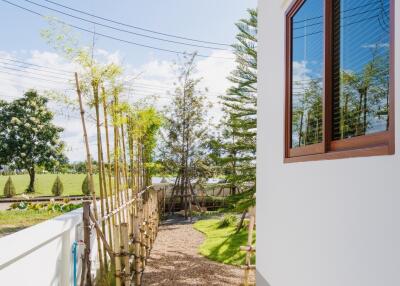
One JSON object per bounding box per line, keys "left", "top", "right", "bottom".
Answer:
{"left": 333, "top": 0, "right": 390, "bottom": 140}
{"left": 292, "top": 79, "right": 323, "bottom": 147}
{"left": 291, "top": 0, "right": 323, "bottom": 148}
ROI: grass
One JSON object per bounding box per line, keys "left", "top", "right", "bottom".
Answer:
{"left": 193, "top": 217, "right": 256, "bottom": 266}
{"left": 0, "top": 174, "right": 100, "bottom": 197}
{"left": 0, "top": 209, "right": 62, "bottom": 237}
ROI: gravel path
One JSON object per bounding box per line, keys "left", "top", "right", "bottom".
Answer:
{"left": 142, "top": 215, "right": 244, "bottom": 286}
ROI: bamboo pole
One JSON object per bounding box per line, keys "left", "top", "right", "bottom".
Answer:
{"left": 243, "top": 206, "right": 256, "bottom": 286}
{"left": 75, "top": 72, "right": 104, "bottom": 275}
{"left": 112, "top": 96, "right": 122, "bottom": 225}
{"left": 119, "top": 126, "right": 129, "bottom": 222}
{"left": 127, "top": 116, "right": 136, "bottom": 193}
{"left": 93, "top": 82, "right": 109, "bottom": 270}
{"left": 120, "top": 223, "right": 131, "bottom": 286}
{"left": 90, "top": 211, "right": 114, "bottom": 258}
{"left": 101, "top": 86, "right": 115, "bottom": 250}
{"left": 113, "top": 224, "right": 122, "bottom": 286}
{"left": 134, "top": 213, "right": 141, "bottom": 286}
{"left": 82, "top": 202, "right": 92, "bottom": 286}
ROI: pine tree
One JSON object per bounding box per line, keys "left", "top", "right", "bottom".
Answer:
{"left": 51, "top": 175, "right": 64, "bottom": 196}
{"left": 3, "top": 176, "right": 16, "bottom": 198}
{"left": 217, "top": 9, "right": 257, "bottom": 212}
{"left": 82, "top": 174, "right": 91, "bottom": 196}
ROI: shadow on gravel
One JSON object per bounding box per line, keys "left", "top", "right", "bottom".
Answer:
{"left": 142, "top": 214, "right": 245, "bottom": 286}
{"left": 142, "top": 252, "right": 241, "bottom": 286}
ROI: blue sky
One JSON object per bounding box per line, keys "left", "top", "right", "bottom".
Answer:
{"left": 0, "top": 0, "right": 256, "bottom": 162}
{"left": 0, "top": 0, "right": 256, "bottom": 66}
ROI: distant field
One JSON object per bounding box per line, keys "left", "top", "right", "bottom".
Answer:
{"left": 0, "top": 174, "right": 100, "bottom": 197}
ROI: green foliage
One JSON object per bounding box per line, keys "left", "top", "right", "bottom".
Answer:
{"left": 212, "top": 9, "right": 257, "bottom": 210}
{"left": 3, "top": 177, "right": 16, "bottom": 198}
{"left": 95, "top": 268, "right": 116, "bottom": 286}
{"left": 81, "top": 174, "right": 91, "bottom": 195}
{"left": 194, "top": 218, "right": 256, "bottom": 266}
{"left": 159, "top": 53, "right": 212, "bottom": 189}
{"left": 127, "top": 107, "right": 163, "bottom": 185}
{"left": 9, "top": 201, "right": 83, "bottom": 213}
{"left": 51, "top": 176, "right": 64, "bottom": 196}
{"left": 0, "top": 91, "right": 67, "bottom": 193}
{"left": 218, "top": 214, "right": 237, "bottom": 228}
{"left": 223, "top": 188, "right": 256, "bottom": 213}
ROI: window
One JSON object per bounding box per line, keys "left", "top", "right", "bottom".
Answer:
{"left": 285, "top": 0, "right": 394, "bottom": 162}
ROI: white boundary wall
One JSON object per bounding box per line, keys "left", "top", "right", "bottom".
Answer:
{"left": 258, "top": 0, "right": 400, "bottom": 285}
{"left": 0, "top": 208, "right": 99, "bottom": 286}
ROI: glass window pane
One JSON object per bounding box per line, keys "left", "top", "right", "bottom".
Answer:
{"left": 332, "top": 0, "right": 391, "bottom": 140}
{"left": 291, "top": 0, "right": 324, "bottom": 148}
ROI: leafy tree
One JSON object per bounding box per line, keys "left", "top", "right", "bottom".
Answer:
{"left": 3, "top": 176, "right": 16, "bottom": 198}
{"left": 337, "top": 49, "right": 389, "bottom": 139}
{"left": 160, "top": 53, "right": 211, "bottom": 218}
{"left": 292, "top": 79, "right": 323, "bottom": 146}
{"left": 0, "top": 91, "right": 67, "bottom": 193}
{"left": 217, "top": 9, "right": 257, "bottom": 212}
{"left": 51, "top": 175, "right": 64, "bottom": 196}
{"left": 127, "top": 107, "right": 163, "bottom": 186}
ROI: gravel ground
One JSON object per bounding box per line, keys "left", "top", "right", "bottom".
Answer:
{"left": 142, "top": 215, "right": 245, "bottom": 286}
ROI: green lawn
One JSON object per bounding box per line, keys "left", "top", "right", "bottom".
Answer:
{"left": 193, "top": 218, "right": 256, "bottom": 266}
{"left": 0, "top": 173, "right": 100, "bottom": 197}
{"left": 0, "top": 209, "right": 61, "bottom": 237}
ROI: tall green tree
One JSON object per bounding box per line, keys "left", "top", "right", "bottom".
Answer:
{"left": 0, "top": 91, "right": 67, "bottom": 193}
{"left": 216, "top": 9, "right": 257, "bottom": 211}
{"left": 160, "top": 53, "right": 210, "bottom": 219}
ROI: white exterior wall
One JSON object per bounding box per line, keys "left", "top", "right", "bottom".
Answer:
{"left": 0, "top": 208, "right": 99, "bottom": 286}
{"left": 257, "top": 1, "right": 400, "bottom": 286}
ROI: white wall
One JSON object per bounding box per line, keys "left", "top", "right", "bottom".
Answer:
{"left": 0, "top": 208, "right": 99, "bottom": 286}
{"left": 257, "top": 1, "right": 400, "bottom": 285}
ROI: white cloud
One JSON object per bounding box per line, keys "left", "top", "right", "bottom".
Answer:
{"left": 292, "top": 60, "right": 311, "bottom": 83}
{"left": 0, "top": 49, "right": 236, "bottom": 162}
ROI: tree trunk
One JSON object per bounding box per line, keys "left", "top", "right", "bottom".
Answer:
{"left": 363, "top": 89, "right": 368, "bottom": 134}
{"left": 236, "top": 210, "right": 247, "bottom": 234}
{"left": 27, "top": 167, "right": 35, "bottom": 193}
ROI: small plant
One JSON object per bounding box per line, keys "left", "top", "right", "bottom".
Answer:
{"left": 51, "top": 176, "right": 64, "bottom": 196}
{"left": 3, "top": 176, "right": 16, "bottom": 198}
{"left": 81, "top": 175, "right": 90, "bottom": 196}
{"left": 17, "top": 201, "right": 28, "bottom": 210}
{"left": 218, "top": 214, "right": 238, "bottom": 228}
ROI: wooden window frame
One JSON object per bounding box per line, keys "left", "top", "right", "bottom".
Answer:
{"left": 284, "top": 0, "right": 395, "bottom": 163}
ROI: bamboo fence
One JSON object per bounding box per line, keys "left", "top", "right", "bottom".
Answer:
{"left": 240, "top": 206, "right": 256, "bottom": 286}
{"left": 81, "top": 186, "right": 162, "bottom": 286}
{"left": 75, "top": 72, "right": 163, "bottom": 285}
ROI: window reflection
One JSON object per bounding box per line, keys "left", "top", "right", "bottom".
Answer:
{"left": 291, "top": 0, "right": 324, "bottom": 148}
{"left": 333, "top": 0, "right": 390, "bottom": 140}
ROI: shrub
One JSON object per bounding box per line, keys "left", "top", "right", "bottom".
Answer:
{"left": 218, "top": 214, "right": 237, "bottom": 228}
{"left": 17, "top": 201, "right": 28, "bottom": 210}
{"left": 81, "top": 175, "right": 91, "bottom": 196}
{"left": 51, "top": 176, "right": 64, "bottom": 196}
{"left": 3, "top": 176, "right": 16, "bottom": 198}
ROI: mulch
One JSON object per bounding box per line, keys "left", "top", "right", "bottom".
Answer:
{"left": 141, "top": 215, "right": 245, "bottom": 286}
